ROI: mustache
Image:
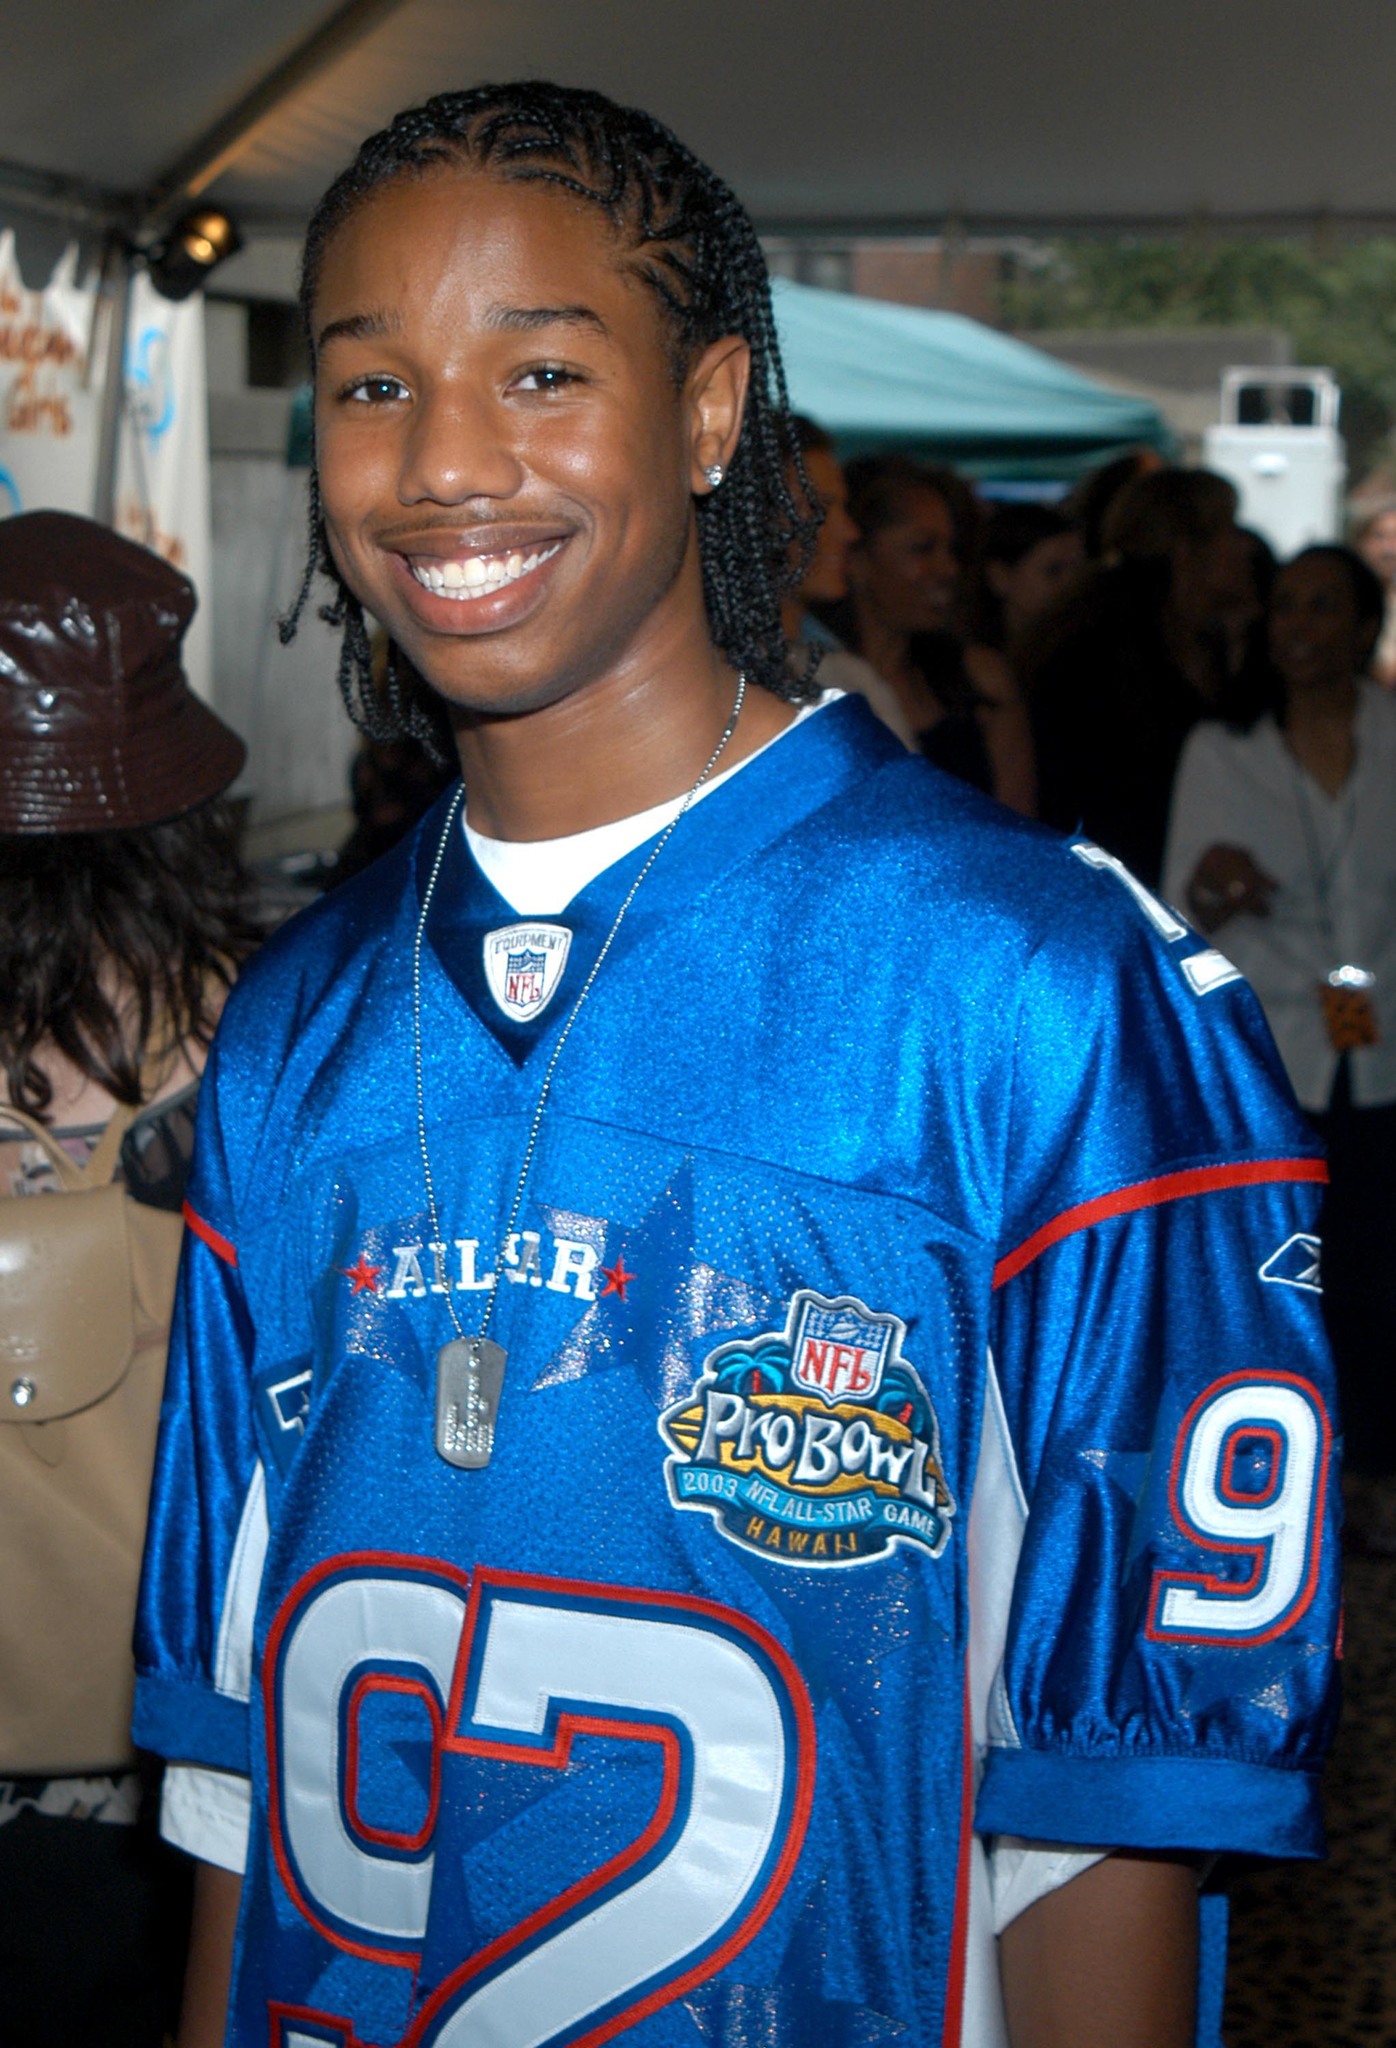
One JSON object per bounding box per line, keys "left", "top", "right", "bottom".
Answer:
{"left": 373, "top": 515, "right": 575, "bottom": 553}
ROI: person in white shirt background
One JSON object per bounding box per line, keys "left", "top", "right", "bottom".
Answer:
{"left": 1352, "top": 498, "right": 1396, "bottom": 690}
{"left": 1165, "top": 543, "right": 1396, "bottom": 1549}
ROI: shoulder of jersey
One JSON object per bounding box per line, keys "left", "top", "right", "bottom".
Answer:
{"left": 800, "top": 753, "right": 1164, "bottom": 958}
{"left": 227, "top": 823, "right": 420, "bottom": 1013}
{"left": 201, "top": 829, "right": 426, "bottom": 1213}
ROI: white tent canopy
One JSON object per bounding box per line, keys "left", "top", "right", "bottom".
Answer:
{"left": 4, "top": 0, "right": 1396, "bottom": 241}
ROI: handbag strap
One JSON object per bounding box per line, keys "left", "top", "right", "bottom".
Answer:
{"left": 83, "top": 1097, "right": 141, "bottom": 1187}
{"left": 0, "top": 1039, "right": 181, "bottom": 1191}
{"left": 0, "top": 1097, "right": 139, "bottom": 1192}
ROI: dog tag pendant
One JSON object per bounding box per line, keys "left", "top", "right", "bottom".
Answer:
{"left": 434, "top": 1338, "right": 506, "bottom": 1469}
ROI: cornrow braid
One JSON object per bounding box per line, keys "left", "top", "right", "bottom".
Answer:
{"left": 280, "top": 468, "right": 449, "bottom": 758}
{"left": 281, "top": 81, "right": 821, "bottom": 741}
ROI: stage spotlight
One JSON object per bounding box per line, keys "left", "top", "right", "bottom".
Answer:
{"left": 146, "top": 208, "right": 244, "bottom": 301}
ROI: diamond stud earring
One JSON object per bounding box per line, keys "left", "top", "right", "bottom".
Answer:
{"left": 703, "top": 463, "right": 725, "bottom": 489}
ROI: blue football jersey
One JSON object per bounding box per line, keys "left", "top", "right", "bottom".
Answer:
{"left": 135, "top": 697, "right": 1339, "bottom": 2048}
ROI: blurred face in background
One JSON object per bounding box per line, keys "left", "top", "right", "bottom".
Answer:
{"left": 1356, "top": 509, "right": 1396, "bottom": 587}
{"left": 988, "top": 528, "right": 1084, "bottom": 641}
{"left": 1269, "top": 554, "right": 1374, "bottom": 699}
{"left": 1169, "top": 516, "right": 1247, "bottom": 638}
{"left": 849, "top": 483, "right": 959, "bottom": 635}
{"left": 792, "top": 445, "right": 859, "bottom": 605}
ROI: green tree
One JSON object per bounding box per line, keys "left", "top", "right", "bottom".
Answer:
{"left": 1001, "top": 239, "right": 1396, "bottom": 474}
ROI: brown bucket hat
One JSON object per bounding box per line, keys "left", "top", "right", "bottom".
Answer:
{"left": 0, "top": 510, "right": 246, "bottom": 834}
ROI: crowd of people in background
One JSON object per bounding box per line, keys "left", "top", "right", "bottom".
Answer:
{"left": 780, "top": 426, "right": 1396, "bottom": 1555}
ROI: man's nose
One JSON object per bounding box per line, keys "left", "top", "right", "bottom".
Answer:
{"left": 398, "top": 384, "right": 525, "bottom": 505}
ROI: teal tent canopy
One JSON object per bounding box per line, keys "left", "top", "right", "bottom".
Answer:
{"left": 772, "top": 279, "right": 1169, "bottom": 478}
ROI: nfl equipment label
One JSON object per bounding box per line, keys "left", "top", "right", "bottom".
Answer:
{"left": 483, "top": 922, "right": 572, "bottom": 1021}
{"left": 660, "top": 1290, "right": 955, "bottom": 1568}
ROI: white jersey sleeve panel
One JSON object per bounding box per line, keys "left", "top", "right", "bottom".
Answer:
{"left": 958, "top": 1352, "right": 1106, "bottom": 2043}
{"left": 158, "top": 1459, "right": 267, "bottom": 1873}
{"left": 214, "top": 1458, "right": 269, "bottom": 1701}
{"left": 968, "top": 1349, "right": 1028, "bottom": 1756}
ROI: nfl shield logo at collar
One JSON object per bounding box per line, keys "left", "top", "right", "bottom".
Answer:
{"left": 483, "top": 921, "right": 572, "bottom": 1022}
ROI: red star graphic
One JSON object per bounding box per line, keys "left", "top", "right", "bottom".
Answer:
{"left": 598, "top": 1256, "right": 636, "bottom": 1301}
{"left": 342, "top": 1253, "right": 384, "bottom": 1296}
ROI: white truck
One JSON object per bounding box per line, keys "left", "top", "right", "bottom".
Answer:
{"left": 1202, "top": 368, "right": 1345, "bottom": 558}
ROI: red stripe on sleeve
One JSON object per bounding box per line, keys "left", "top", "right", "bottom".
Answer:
{"left": 992, "top": 1157, "right": 1327, "bottom": 1291}
{"left": 182, "top": 1199, "right": 239, "bottom": 1268}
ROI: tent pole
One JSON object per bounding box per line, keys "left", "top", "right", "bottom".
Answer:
{"left": 139, "top": 0, "right": 409, "bottom": 223}
{"left": 92, "top": 238, "right": 132, "bottom": 528}
{"left": 0, "top": 157, "right": 124, "bottom": 229}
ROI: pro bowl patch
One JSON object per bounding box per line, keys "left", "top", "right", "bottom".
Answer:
{"left": 659, "top": 1290, "right": 955, "bottom": 1568}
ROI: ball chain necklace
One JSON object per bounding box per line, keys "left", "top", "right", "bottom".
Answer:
{"left": 413, "top": 672, "right": 747, "bottom": 1469}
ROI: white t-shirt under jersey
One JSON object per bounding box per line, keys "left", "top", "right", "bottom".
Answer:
{"left": 465, "top": 691, "right": 836, "bottom": 914}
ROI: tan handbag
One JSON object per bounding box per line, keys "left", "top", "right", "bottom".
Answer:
{"left": 0, "top": 1097, "right": 185, "bottom": 1775}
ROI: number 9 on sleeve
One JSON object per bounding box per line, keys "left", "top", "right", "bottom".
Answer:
{"left": 1147, "top": 1371, "right": 1331, "bottom": 1647}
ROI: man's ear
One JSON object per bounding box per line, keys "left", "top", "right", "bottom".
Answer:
{"left": 687, "top": 335, "right": 751, "bottom": 495}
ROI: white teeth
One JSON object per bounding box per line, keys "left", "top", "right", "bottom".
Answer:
{"left": 410, "top": 542, "right": 562, "bottom": 600}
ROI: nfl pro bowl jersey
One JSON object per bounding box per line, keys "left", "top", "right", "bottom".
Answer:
{"left": 135, "top": 696, "right": 1339, "bottom": 2048}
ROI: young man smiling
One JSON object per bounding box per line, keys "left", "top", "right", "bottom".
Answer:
{"left": 136, "top": 86, "right": 1339, "bottom": 2048}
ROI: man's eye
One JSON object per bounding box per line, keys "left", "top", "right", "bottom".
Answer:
{"left": 343, "top": 375, "right": 409, "bottom": 404}
{"left": 513, "top": 365, "right": 580, "bottom": 394}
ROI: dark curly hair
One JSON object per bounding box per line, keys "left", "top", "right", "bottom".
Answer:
{"left": 282, "top": 80, "right": 821, "bottom": 754}
{"left": 0, "top": 801, "right": 262, "bottom": 1119}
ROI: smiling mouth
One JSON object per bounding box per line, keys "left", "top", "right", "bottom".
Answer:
{"left": 408, "top": 542, "right": 564, "bottom": 600}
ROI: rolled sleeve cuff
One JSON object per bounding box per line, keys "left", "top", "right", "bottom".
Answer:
{"left": 133, "top": 1675, "right": 249, "bottom": 1774}
{"left": 976, "top": 1750, "right": 1325, "bottom": 1860}
{"left": 160, "top": 1763, "right": 251, "bottom": 1875}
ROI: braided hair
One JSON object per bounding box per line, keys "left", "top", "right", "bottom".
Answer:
{"left": 282, "top": 81, "right": 821, "bottom": 752}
